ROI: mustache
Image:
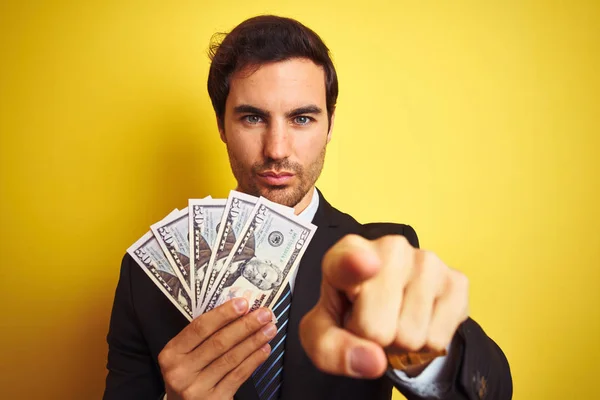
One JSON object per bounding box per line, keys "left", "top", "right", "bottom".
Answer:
{"left": 252, "top": 159, "right": 303, "bottom": 175}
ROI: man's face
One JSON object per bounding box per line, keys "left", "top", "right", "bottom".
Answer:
{"left": 220, "top": 58, "right": 333, "bottom": 208}
{"left": 242, "top": 259, "right": 280, "bottom": 291}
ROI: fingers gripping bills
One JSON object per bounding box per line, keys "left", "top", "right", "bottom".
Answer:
{"left": 127, "top": 191, "right": 317, "bottom": 320}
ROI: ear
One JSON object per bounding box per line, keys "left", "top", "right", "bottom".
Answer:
{"left": 326, "top": 111, "right": 336, "bottom": 143}
{"left": 217, "top": 116, "right": 226, "bottom": 143}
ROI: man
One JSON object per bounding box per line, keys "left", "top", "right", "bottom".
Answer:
{"left": 104, "top": 15, "right": 512, "bottom": 400}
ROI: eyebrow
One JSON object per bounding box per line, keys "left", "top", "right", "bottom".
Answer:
{"left": 233, "top": 104, "right": 323, "bottom": 119}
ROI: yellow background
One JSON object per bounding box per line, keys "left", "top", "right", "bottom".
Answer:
{"left": 1, "top": 1, "right": 598, "bottom": 399}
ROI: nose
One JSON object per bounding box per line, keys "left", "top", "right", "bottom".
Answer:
{"left": 262, "top": 120, "right": 292, "bottom": 161}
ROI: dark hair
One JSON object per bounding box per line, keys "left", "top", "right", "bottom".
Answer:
{"left": 207, "top": 15, "right": 338, "bottom": 130}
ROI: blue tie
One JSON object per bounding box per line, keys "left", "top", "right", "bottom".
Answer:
{"left": 252, "top": 284, "right": 292, "bottom": 400}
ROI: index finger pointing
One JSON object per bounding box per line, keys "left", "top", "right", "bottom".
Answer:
{"left": 299, "top": 291, "right": 387, "bottom": 378}
{"left": 168, "top": 298, "right": 249, "bottom": 354}
{"left": 322, "top": 234, "right": 381, "bottom": 294}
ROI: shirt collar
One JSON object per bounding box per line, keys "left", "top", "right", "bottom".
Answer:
{"left": 296, "top": 187, "right": 320, "bottom": 224}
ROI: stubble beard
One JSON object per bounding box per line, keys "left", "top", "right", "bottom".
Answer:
{"left": 227, "top": 145, "right": 327, "bottom": 208}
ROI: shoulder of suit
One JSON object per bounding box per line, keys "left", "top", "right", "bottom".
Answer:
{"left": 327, "top": 205, "right": 416, "bottom": 239}
{"left": 361, "top": 222, "right": 416, "bottom": 238}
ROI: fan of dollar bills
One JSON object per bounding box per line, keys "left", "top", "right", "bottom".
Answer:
{"left": 127, "top": 191, "right": 317, "bottom": 321}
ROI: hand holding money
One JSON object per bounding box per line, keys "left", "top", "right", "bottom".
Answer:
{"left": 158, "top": 298, "right": 276, "bottom": 400}
{"left": 299, "top": 234, "right": 468, "bottom": 378}
{"left": 128, "top": 191, "right": 308, "bottom": 322}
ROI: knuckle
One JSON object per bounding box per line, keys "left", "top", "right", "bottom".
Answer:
{"left": 395, "top": 234, "right": 410, "bottom": 247}
{"left": 324, "top": 234, "right": 361, "bottom": 264}
{"left": 393, "top": 234, "right": 411, "bottom": 249}
{"left": 229, "top": 363, "right": 249, "bottom": 383}
{"left": 420, "top": 251, "right": 443, "bottom": 273}
{"left": 422, "top": 249, "right": 438, "bottom": 261}
{"left": 211, "top": 335, "right": 228, "bottom": 354}
{"left": 419, "top": 250, "right": 434, "bottom": 267}
{"left": 157, "top": 347, "right": 173, "bottom": 368}
{"left": 180, "top": 388, "right": 192, "bottom": 400}
{"left": 377, "top": 234, "right": 409, "bottom": 251}
{"left": 221, "top": 349, "right": 239, "bottom": 368}
{"left": 452, "top": 270, "right": 469, "bottom": 291}
{"left": 243, "top": 314, "right": 258, "bottom": 332}
{"left": 163, "top": 366, "right": 186, "bottom": 391}
{"left": 162, "top": 369, "right": 176, "bottom": 385}
{"left": 212, "top": 301, "right": 236, "bottom": 322}
{"left": 392, "top": 236, "right": 414, "bottom": 264}
{"left": 395, "top": 327, "right": 427, "bottom": 351}
{"left": 359, "top": 325, "right": 395, "bottom": 347}
{"left": 426, "top": 334, "right": 449, "bottom": 352}
{"left": 181, "top": 385, "right": 200, "bottom": 400}
{"left": 341, "top": 233, "right": 363, "bottom": 247}
{"left": 191, "top": 318, "right": 208, "bottom": 339}
{"left": 397, "top": 309, "right": 419, "bottom": 329}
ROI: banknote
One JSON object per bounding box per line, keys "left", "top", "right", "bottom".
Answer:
{"left": 197, "top": 191, "right": 259, "bottom": 312}
{"left": 127, "top": 210, "right": 193, "bottom": 321}
{"left": 151, "top": 208, "right": 193, "bottom": 298}
{"left": 203, "top": 197, "right": 316, "bottom": 314}
{"left": 189, "top": 198, "right": 226, "bottom": 316}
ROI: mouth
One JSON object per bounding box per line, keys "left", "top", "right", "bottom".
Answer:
{"left": 257, "top": 171, "right": 295, "bottom": 186}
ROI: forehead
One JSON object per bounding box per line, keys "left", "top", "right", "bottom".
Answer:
{"left": 227, "top": 58, "right": 327, "bottom": 109}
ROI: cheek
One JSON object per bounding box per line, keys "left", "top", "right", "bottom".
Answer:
{"left": 295, "top": 135, "right": 325, "bottom": 162}
{"left": 228, "top": 128, "right": 262, "bottom": 164}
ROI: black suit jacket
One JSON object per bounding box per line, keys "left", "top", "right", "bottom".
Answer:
{"left": 104, "top": 191, "right": 512, "bottom": 400}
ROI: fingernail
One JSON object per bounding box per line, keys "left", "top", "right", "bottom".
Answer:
{"left": 261, "top": 343, "right": 271, "bottom": 354}
{"left": 349, "top": 347, "right": 379, "bottom": 378}
{"left": 262, "top": 323, "right": 277, "bottom": 338}
{"left": 233, "top": 298, "right": 248, "bottom": 314}
{"left": 257, "top": 308, "right": 272, "bottom": 324}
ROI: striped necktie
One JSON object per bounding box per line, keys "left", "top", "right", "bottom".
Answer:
{"left": 252, "top": 283, "right": 292, "bottom": 400}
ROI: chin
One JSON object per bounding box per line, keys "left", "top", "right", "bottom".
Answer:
{"left": 258, "top": 185, "right": 306, "bottom": 208}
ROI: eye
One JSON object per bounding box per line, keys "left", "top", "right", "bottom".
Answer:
{"left": 243, "top": 115, "right": 263, "bottom": 124}
{"left": 293, "top": 116, "right": 313, "bottom": 125}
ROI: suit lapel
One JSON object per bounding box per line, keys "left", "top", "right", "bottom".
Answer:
{"left": 280, "top": 191, "right": 349, "bottom": 400}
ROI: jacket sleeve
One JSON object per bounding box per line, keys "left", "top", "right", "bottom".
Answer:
{"left": 103, "top": 254, "right": 164, "bottom": 400}
{"left": 389, "top": 317, "right": 512, "bottom": 400}
{"left": 362, "top": 223, "right": 513, "bottom": 399}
